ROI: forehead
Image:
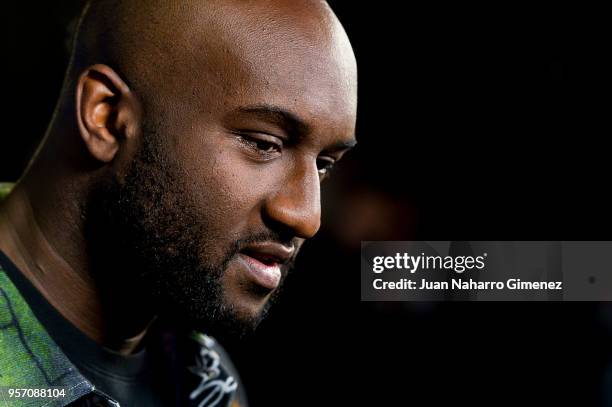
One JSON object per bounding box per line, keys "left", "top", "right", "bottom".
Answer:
{"left": 165, "top": 0, "right": 357, "bottom": 136}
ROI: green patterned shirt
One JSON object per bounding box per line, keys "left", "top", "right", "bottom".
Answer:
{"left": 0, "top": 184, "right": 114, "bottom": 406}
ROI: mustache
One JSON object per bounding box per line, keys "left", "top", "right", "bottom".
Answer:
{"left": 237, "top": 231, "right": 296, "bottom": 253}
{"left": 225, "top": 231, "right": 300, "bottom": 269}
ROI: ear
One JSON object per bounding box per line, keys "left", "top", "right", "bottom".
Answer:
{"left": 75, "top": 64, "right": 141, "bottom": 163}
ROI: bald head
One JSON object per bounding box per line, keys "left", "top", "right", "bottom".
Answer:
{"left": 71, "top": 0, "right": 356, "bottom": 118}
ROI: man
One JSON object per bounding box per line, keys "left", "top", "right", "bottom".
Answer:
{"left": 0, "top": 0, "right": 357, "bottom": 405}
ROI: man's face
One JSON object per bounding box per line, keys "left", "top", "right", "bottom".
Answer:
{"left": 91, "top": 2, "right": 357, "bottom": 335}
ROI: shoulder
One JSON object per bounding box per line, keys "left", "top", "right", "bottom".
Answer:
{"left": 0, "top": 182, "right": 14, "bottom": 201}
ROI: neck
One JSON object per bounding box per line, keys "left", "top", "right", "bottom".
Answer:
{"left": 0, "top": 174, "right": 154, "bottom": 355}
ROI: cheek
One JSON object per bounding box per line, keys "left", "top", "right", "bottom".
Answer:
{"left": 171, "top": 129, "right": 280, "bottom": 236}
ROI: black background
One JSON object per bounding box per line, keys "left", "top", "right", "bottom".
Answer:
{"left": 2, "top": 2, "right": 611, "bottom": 406}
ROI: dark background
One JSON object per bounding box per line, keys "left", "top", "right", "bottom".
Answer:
{"left": 2, "top": 2, "right": 611, "bottom": 406}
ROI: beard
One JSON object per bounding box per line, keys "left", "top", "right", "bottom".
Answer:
{"left": 82, "top": 120, "right": 293, "bottom": 338}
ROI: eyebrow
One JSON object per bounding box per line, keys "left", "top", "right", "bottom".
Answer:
{"left": 236, "top": 104, "right": 312, "bottom": 140}
{"left": 327, "top": 138, "right": 358, "bottom": 152}
{"left": 235, "top": 103, "right": 357, "bottom": 151}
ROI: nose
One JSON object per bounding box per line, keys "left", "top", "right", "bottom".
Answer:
{"left": 263, "top": 161, "right": 321, "bottom": 239}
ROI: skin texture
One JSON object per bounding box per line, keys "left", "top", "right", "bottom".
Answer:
{"left": 0, "top": 0, "right": 357, "bottom": 354}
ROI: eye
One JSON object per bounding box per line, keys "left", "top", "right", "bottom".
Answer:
{"left": 250, "top": 139, "right": 279, "bottom": 154}
{"left": 317, "top": 157, "right": 336, "bottom": 178}
{"left": 235, "top": 132, "right": 283, "bottom": 158}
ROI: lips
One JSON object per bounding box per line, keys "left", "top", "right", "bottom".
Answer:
{"left": 237, "top": 242, "right": 294, "bottom": 291}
